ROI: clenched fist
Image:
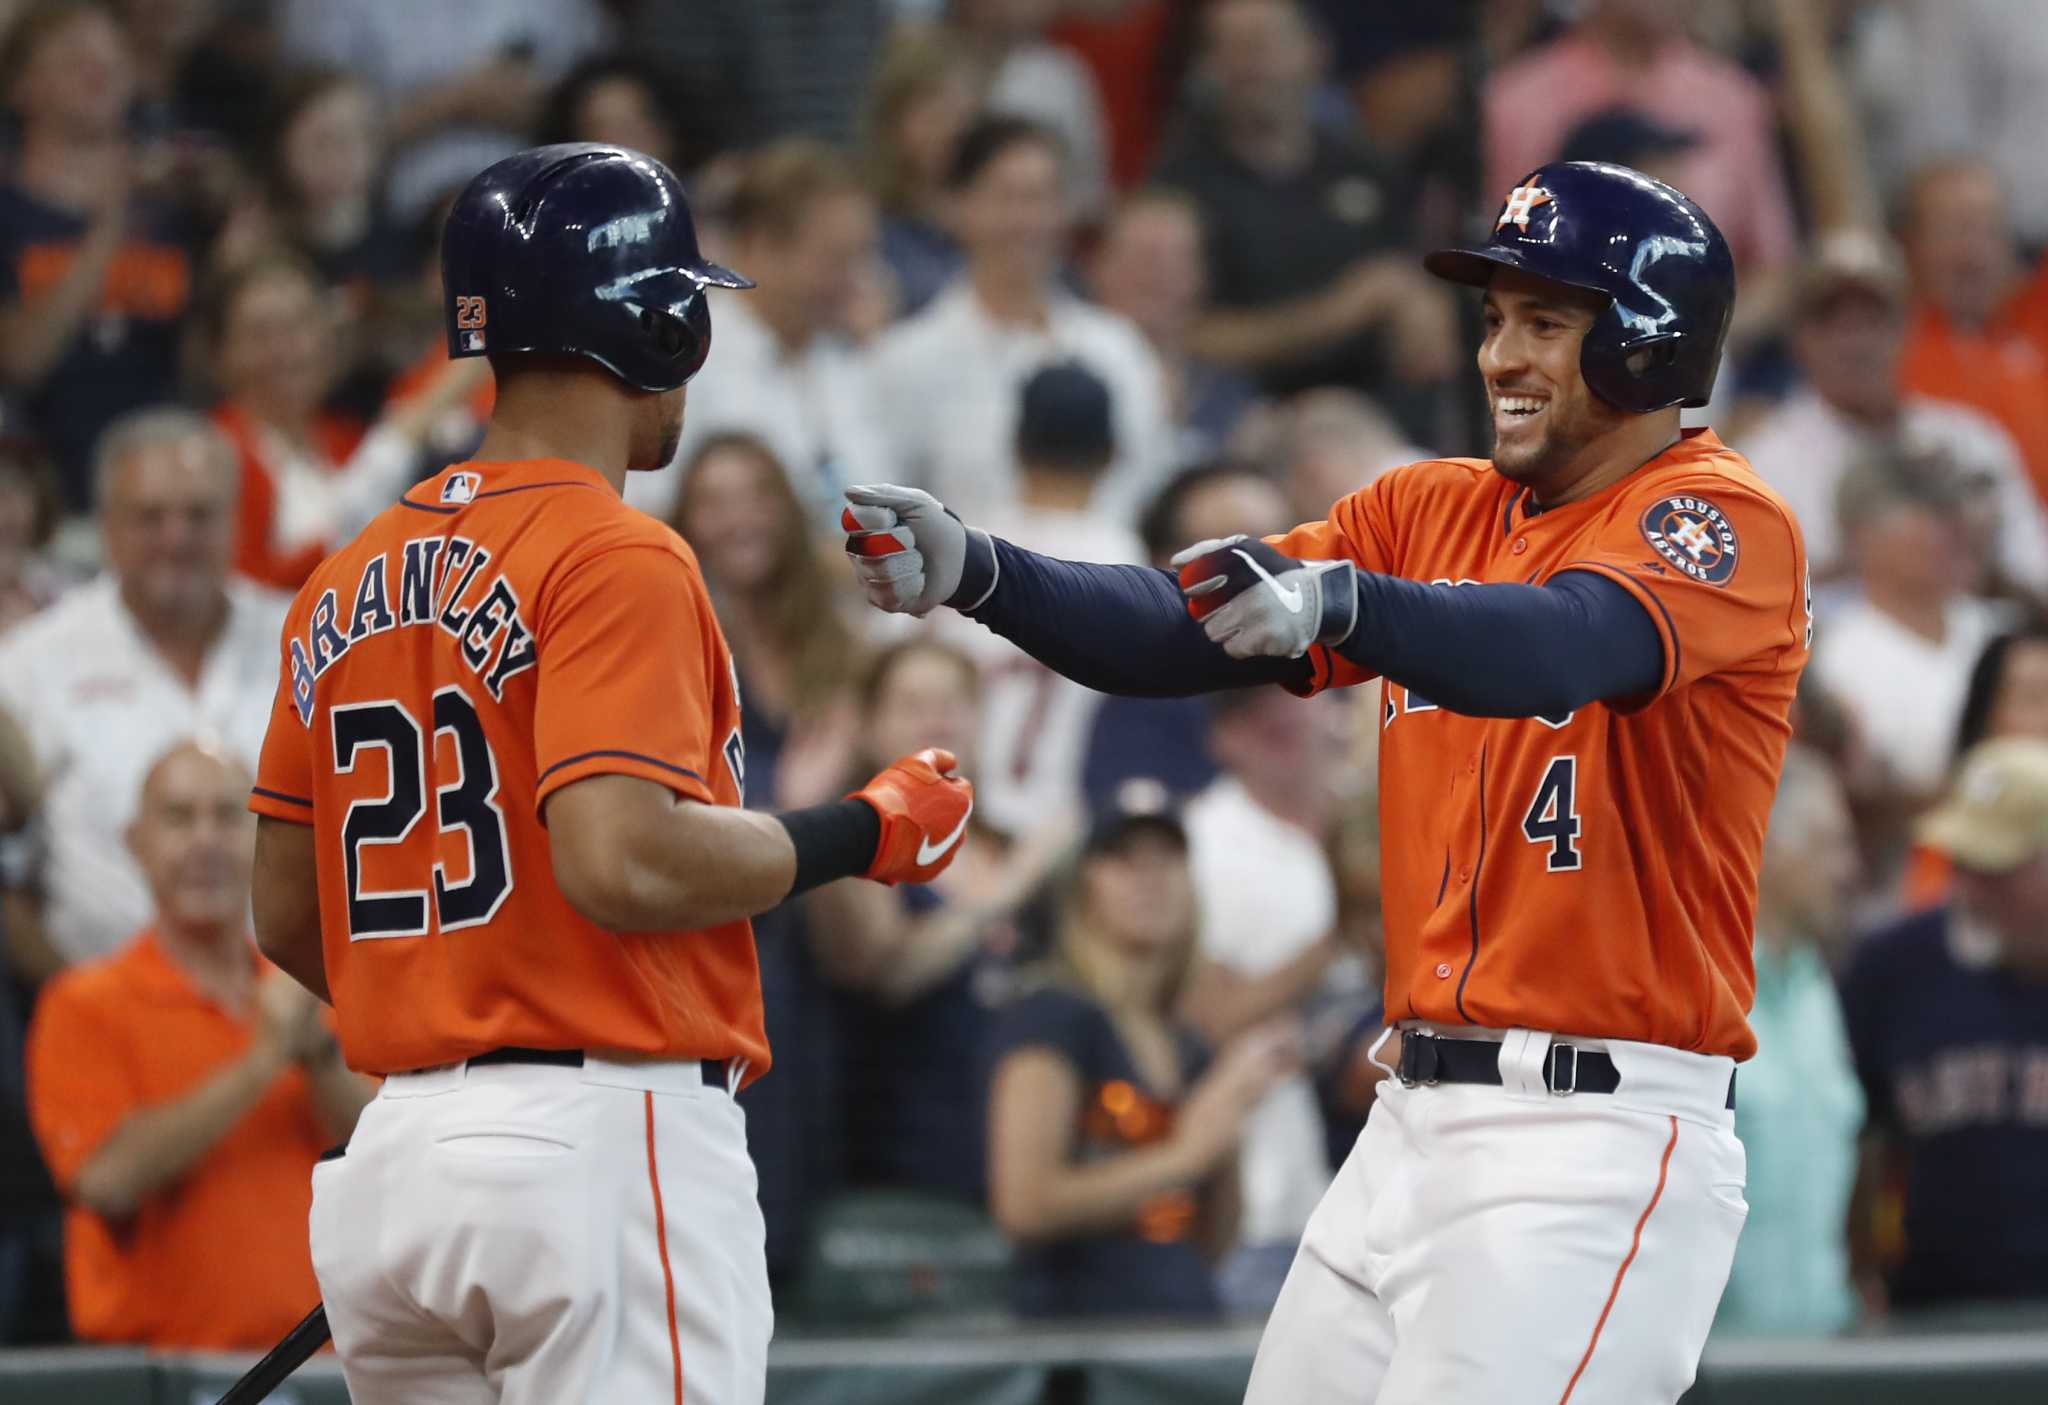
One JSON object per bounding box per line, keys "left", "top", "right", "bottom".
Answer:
{"left": 852, "top": 747, "right": 975, "bottom": 885}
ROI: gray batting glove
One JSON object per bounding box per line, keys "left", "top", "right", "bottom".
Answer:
{"left": 1171, "top": 534, "right": 1358, "bottom": 660}
{"left": 842, "top": 484, "right": 974, "bottom": 617}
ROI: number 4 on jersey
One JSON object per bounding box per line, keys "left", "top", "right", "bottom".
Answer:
{"left": 1521, "top": 756, "right": 1582, "bottom": 872}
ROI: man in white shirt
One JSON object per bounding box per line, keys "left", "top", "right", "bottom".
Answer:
{"left": 1739, "top": 230, "right": 2048, "bottom": 589}
{"left": 627, "top": 140, "right": 896, "bottom": 522}
{"left": 873, "top": 116, "right": 1171, "bottom": 525}
{"left": 0, "top": 410, "right": 286, "bottom": 974}
{"left": 1811, "top": 450, "right": 2012, "bottom": 798}
{"left": 1181, "top": 687, "right": 1362, "bottom": 1308}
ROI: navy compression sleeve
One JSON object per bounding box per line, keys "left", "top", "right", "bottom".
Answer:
{"left": 955, "top": 535, "right": 1306, "bottom": 697}
{"left": 1333, "top": 569, "right": 1664, "bottom": 718}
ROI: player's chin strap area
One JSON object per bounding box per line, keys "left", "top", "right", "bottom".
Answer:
{"left": 1372, "top": 1027, "right": 1736, "bottom": 1110}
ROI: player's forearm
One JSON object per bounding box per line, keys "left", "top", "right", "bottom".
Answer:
{"left": 584, "top": 803, "right": 801, "bottom": 931}
{"left": 958, "top": 535, "right": 1307, "bottom": 697}
{"left": 300, "top": 1039, "right": 376, "bottom": 1143}
{"left": 72, "top": 1043, "right": 290, "bottom": 1217}
{"left": 1333, "top": 570, "right": 1663, "bottom": 718}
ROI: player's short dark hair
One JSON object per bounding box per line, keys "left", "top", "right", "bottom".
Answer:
{"left": 943, "top": 114, "right": 1064, "bottom": 193}
{"left": 1953, "top": 616, "right": 2048, "bottom": 763}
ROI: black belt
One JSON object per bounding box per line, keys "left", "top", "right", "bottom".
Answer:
{"left": 466, "top": 1046, "right": 732, "bottom": 1090}
{"left": 1395, "top": 1031, "right": 1735, "bottom": 1110}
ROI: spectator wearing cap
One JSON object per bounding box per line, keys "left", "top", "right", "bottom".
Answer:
{"left": 25, "top": 741, "right": 374, "bottom": 1348}
{"left": 1811, "top": 448, "right": 2015, "bottom": 799}
{"left": 937, "top": 363, "right": 1145, "bottom": 835}
{"left": 1088, "top": 189, "right": 1260, "bottom": 469}
{"left": 0, "top": 1, "right": 196, "bottom": 506}
{"left": 1178, "top": 686, "right": 1363, "bottom": 1309}
{"left": 1482, "top": 0, "right": 1797, "bottom": 276}
{"left": 0, "top": 410, "right": 285, "bottom": 978}
{"left": 810, "top": 638, "right": 1074, "bottom": 1206}
{"left": 1842, "top": 738, "right": 2048, "bottom": 1308}
{"left": 1151, "top": 0, "right": 1455, "bottom": 434}
{"left": 873, "top": 116, "right": 1171, "bottom": 524}
{"left": 1715, "top": 746, "right": 1865, "bottom": 1337}
{"left": 1896, "top": 158, "right": 2048, "bottom": 506}
{"left": 986, "top": 784, "right": 1300, "bottom": 1318}
{"left": 1741, "top": 230, "right": 2048, "bottom": 590}
{"left": 1081, "top": 464, "right": 1293, "bottom": 811}
{"left": 627, "top": 140, "right": 895, "bottom": 524}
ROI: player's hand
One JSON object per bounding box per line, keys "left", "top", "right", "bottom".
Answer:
{"left": 851, "top": 747, "right": 975, "bottom": 885}
{"left": 1172, "top": 535, "right": 1358, "bottom": 660}
{"left": 842, "top": 485, "right": 970, "bottom": 616}
{"left": 1172, "top": 1017, "right": 1303, "bottom": 1174}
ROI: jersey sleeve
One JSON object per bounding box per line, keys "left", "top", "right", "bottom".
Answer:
{"left": 250, "top": 610, "right": 317, "bottom": 824}
{"left": 1268, "top": 471, "right": 1403, "bottom": 696}
{"left": 532, "top": 542, "right": 720, "bottom": 813}
{"left": 24, "top": 976, "right": 138, "bottom": 1192}
{"left": 1547, "top": 475, "right": 1808, "bottom": 703}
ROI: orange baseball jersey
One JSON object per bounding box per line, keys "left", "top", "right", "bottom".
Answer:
{"left": 1278, "top": 429, "right": 1809, "bottom": 1059}
{"left": 248, "top": 457, "right": 768, "bottom": 1079}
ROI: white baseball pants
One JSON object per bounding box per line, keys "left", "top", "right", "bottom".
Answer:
{"left": 1245, "top": 1029, "right": 1747, "bottom": 1405}
{"left": 308, "top": 1053, "right": 771, "bottom": 1405}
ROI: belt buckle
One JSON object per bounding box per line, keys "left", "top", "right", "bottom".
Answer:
{"left": 1548, "top": 1041, "right": 1578, "bottom": 1097}
{"left": 1397, "top": 1030, "right": 1441, "bottom": 1088}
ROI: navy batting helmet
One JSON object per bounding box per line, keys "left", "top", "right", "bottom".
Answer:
{"left": 1425, "top": 161, "right": 1734, "bottom": 413}
{"left": 442, "top": 143, "right": 752, "bottom": 393}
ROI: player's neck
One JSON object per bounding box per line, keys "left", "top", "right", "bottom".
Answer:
{"left": 472, "top": 376, "right": 635, "bottom": 494}
{"left": 1527, "top": 416, "right": 1682, "bottom": 509}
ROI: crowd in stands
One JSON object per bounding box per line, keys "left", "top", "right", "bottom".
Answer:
{"left": 0, "top": 0, "right": 2046, "bottom": 1353}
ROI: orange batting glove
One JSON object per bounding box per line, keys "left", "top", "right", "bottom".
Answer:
{"left": 853, "top": 748, "right": 975, "bottom": 885}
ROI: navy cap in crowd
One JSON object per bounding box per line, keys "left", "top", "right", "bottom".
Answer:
{"left": 1017, "top": 361, "right": 1116, "bottom": 471}
{"left": 1083, "top": 777, "right": 1188, "bottom": 856}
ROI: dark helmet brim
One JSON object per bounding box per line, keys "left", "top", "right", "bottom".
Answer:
{"left": 685, "top": 260, "right": 755, "bottom": 291}
{"left": 1422, "top": 245, "right": 1613, "bottom": 304}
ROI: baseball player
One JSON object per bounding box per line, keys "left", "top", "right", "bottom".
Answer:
{"left": 246, "top": 144, "right": 973, "bottom": 1405}
{"left": 844, "top": 162, "right": 1810, "bottom": 1403}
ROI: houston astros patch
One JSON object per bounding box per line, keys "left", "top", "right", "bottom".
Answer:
{"left": 1640, "top": 493, "right": 1738, "bottom": 586}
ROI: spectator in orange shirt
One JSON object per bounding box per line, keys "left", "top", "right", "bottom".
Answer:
{"left": 204, "top": 250, "right": 484, "bottom": 588}
{"left": 1897, "top": 158, "right": 2048, "bottom": 507}
{"left": 25, "top": 740, "right": 374, "bottom": 1349}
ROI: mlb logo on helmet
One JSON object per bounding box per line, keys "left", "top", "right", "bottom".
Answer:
{"left": 442, "top": 471, "right": 481, "bottom": 505}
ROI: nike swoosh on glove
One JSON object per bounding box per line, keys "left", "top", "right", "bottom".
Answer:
{"left": 1170, "top": 535, "right": 1359, "bottom": 660}
{"left": 842, "top": 484, "right": 971, "bottom": 616}
{"left": 852, "top": 747, "right": 976, "bottom": 884}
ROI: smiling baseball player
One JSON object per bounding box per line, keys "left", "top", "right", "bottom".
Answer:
{"left": 843, "top": 161, "right": 1810, "bottom": 1403}
{"left": 246, "top": 144, "right": 973, "bottom": 1405}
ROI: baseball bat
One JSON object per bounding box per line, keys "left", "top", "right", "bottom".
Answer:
{"left": 215, "top": 1303, "right": 331, "bottom": 1405}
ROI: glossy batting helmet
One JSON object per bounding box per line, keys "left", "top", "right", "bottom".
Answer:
{"left": 1425, "top": 161, "right": 1734, "bottom": 412}
{"left": 442, "top": 143, "right": 752, "bottom": 393}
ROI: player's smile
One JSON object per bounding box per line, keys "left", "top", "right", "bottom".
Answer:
{"left": 1491, "top": 389, "right": 1551, "bottom": 438}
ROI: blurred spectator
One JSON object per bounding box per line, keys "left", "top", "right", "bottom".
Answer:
{"left": 860, "top": 26, "right": 978, "bottom": 317}
{"left": 1082, "top": 462, "right": 1292, "bottom": 809}
{"left": 277, "top": 0, "right": 612, "bottom": 223}
{"left": 1557, "top": 105, "right": 1696, "bottom": 182}
{"left": 201, "top": 251, "right": 484, "bottom": 590}
{"left": 627, "top": 141, "right": 892, "bottom": 523}
{"left": 1482, "top": 0, "right": 1796, "bottom": 275}
{"left": 1901, "top": 620, "right": 2048, "bottom": 912}
{"left": 1274, "top": 388, "right": 1429, "bottom": 523}
{"left": 1811, "top": 449, "right": 2011, "bottom": 799}
{"left": 951, "top": 0, "right": 1111, "bottom": 221}
{"left": 1308, "top": 3, "right": 1476, "bottom": 199}
{"left": 1742, "top": 230, "right": 2048, "bottom": 591}
{"left": 986, "top": 784, "right": 1299, "bottom": 1318}
{"left": 811, "top": 639, "right": 1073, "bottom": 1202}
{"left": 1154, "top": 0, "right": 1454, "bottom": 432}
{"left": 874, "top": 116, "right": 1170, "bottom": 522}
{"left": 1885, "top": 0, "right": 2048, "bottom": 251}
{"left": 1717, "top": 747, "right": 1864, "bottom": 1337}
{"left": 1046, "top": 0, "right": 1184, "bottom": 190}
{"left": 0, "top": 443, "right": 67, "bottom": 634}
{"left": 944, "top": 363, "right": 1143, "bottom": 834}
{"left": 539, "top": 53, "right": 725, "bottom": 182}
{"left": 213, "top": 69, "right": 409, "bottom": 325}
{"left": 24, "top": 740, "right": 373, "bottom": 1348}
{"left": 1087, "top": 188, "right": 1258, "bottom": 467}
{"left": 615, "top": 0, "right": 887, "bottom": 149}
{"left": 378, "top": 193, "right": 495, "bottom": 470}
{"left": 1896, "top": 158, "right": 2048, "bottom": 505}
{"left": 0, "top": 410, "right": 284, "bottom": 977}
{"left": 1180, "top": 687, "right": 1357, "bottom": 1308}
{"left": 0, "top": 0, "right": 194, "bottom": 506}
{"left": 1843, "top": 738, "right": 2048, "bottom": 1308}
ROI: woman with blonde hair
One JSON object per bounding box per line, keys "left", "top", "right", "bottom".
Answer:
{"left": 861, "top": 26, "right": 981, "bottom": 315}
{"left": 985, "top": 782, "right": 1299, "bottom": 1317}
